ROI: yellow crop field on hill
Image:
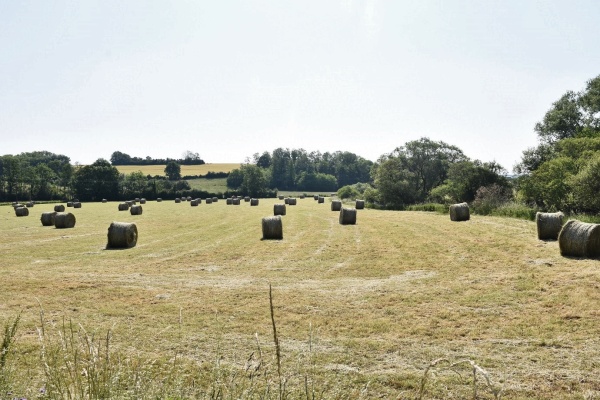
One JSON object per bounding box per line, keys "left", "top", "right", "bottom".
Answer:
{"left": 1, "top": 200, "right": 599, "bottom": 398}
{"left": 116, "top": 163, "right": 241, "bottom": 176}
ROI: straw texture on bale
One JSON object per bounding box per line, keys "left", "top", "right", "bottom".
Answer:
{"left": 212, "top": 197, "right": 218, "bottom": 202}
{"left": 278, "top": 195, "right": 285, "bottom": 200}
{"left": 449, "top": 202, "right": 470, "bottom": 222}
{"left": 130, "top": 205, "right": 143, "bottom": 215}
{"left": 226, "top": 198, "right": 233, "bottom": 205}
{"left": 274, "top": 204, "right": 286, "bottom": 216}
{"left": 313, "top": 195, "right": 319, "bottom": 200}
{"left": 558, "top": 220, "right": 600, "bottom": 258}
{"left": 339, "top": 207, "right": 357, "bottom": 225}
{"left": 140, "top": 198, "right": 146, "bottom": 204}
{"left": 118, "top": 203, "right": 129, "bottom": 211}
{"left": 40, "top": 211, "right": 57, "bottom": 226}
{"left": 536, "top": 212, "right": 564, "bottom": 240}
{"left": 205, "top": 198, "right": 213, "bottom": 204}
{"left": 107, "top": 221, "right": 138, "bottom": 249}
{"left": 67, "top": 202, "right": 73, "bottom": 207}
{"left": 54, "top": 212, "right": 76, "bottom": 229}
{"left": 284, "top": 198, "right": 290, "bottom": 204}
{"left": 262, "top": 215, "right": 283, "bottom": 240}
{"left": 26, "top": 202, "right": 34, "bottom": 207}
{"left": 73, "top": 202, "right": 82, "bottom": 208}
{"left": 175, "top": 198, "right": 181, "bottom": 203}
{"left": 233, "top": 198, "right": 241, "bottom": 205}
{"left": 318, "top": 196, "right": 324, "bottom": 204}
{"left": 15, "top": 207, "right": 29, "bottom": 217}
{"left": 356, "top": 200, "right": 365, "bottom": 209}
{"left": 244, "top": 196, "right": 250, "bottom": 202}
{"left": 157, "top": 198, "right": 162, "bottom": 202}
{"left": 102, "top": 199, "right": 107, "bottom": 203}
{"left": 54, "top": 204, "right": 65, "bottom": 212}
{"left": 190, "top": 199, "right": 199, "bottom": 206}
{"left": 288, "top": 198, "right": 297, "bottom": 206}
{"left": 331, "top": 200, "right": 342, "bottom": 211}
{"left": 251, "top": 198, "right": 259, "bottom": 206}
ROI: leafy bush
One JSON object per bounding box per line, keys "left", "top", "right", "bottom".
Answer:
{"left": 471, "top": 184, "right": 512, "bottom": 215}
{"left": 406, "top": 203, "right": 449, "bottom": 213}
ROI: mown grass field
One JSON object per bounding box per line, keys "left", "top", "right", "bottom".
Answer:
{"left": 116, "top": 163, "right": 241, "bottom": 176}
{"left": 186, "top": 177, "right": 228, "bottom": 193}
{"left": 1, "top": 200, "right": 600, "bottom": 399}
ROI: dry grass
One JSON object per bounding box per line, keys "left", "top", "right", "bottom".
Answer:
{"left": 1, "top": 200, "right": 600, "bottom": 398}
{"left": 116, "top": 163, "right": 241, "bottom": 176}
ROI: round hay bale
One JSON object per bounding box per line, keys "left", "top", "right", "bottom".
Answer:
{"left": 449, "top": 202, "right": 470, "bottom": 222}
{"left": 54, "top": 204, "right": 65, "bottom": 212}
{"left": 107, "top": 221, "right": 138, "bottom": 249}
{"left": 67, "top": 201, "right": 74, "bottom": 207}
{"left": 300, "top": 194, "right": 305, "bottom": 199}
{"left": 536, "top": 212, "right": 564, "bottom": 240}
{"left": 274, "top": 203, "right": 286, "bottom": 216}
{"left": 356, "top": 200, "right": 365, "bottom": 210}
{"left": 41, "top": 211, "right": 57, "bottom": 226}
{"left": 331, "top": 193, "right": 336, "bottom": 197}
{"left": 288, "top": 198, "right": 297, "bottom": 206}
{"left": 102, "top": 199, "right": 108, "bottom": 203}
{"left": 135, "top": 198, "right": 140, "bottom": 202}
{"left": 13, "top": 203, "right": 24, "bottom": 208}
{"left": 313, "top": 195, "right": 319, "bottom": 200}
{"left": 26, "top": 202, "right": 34, "bottom": 208}
{"left": 318, "top": 196, "right": 324, "bottom": 204}
{"left": 205, "top": 198, "right": 213, "bottom": 204}
{"left": 331, "top": 200, "right": 342, "bottom": 211}
{"left": 278, "top": 195, "right": 285, "bottom": 200}
{"left": 244, "top": 196, "right": 250, "bottom": 202}
{"left": 54, "top": 212, "right": 76, "bottom": 229}
{"left": 140, "top": 198, "right": 146, "bottom": 204}
{"left": 126, "top": 201, "right": 134, "bottom": 206}
{"left": 130, "top": 205, "right": 143, "bottom": 215}
{"left": 284, "top": 198, "right": 290, "bottom": 204}
{"left": 15, "top": 207, "right": 29, "bottom": 217}
{"left": 157, "top": 198, "right": 163, "bottom": 202}
{"left": 339, "top": 207, "right": 357, "bottom": 225}
{"left": 262, "top": 215, "right": 283, "bottom": 240}
{"left": 175, "top": 198, "right": 181, "bottom": 203}
{"left": 558, "top": 220, "right": 600, "bottom": 258}
{"left": 233, "top": 198, "right": 241, "bottom": 205}
{"left": 118, "top": 203, "right": 129, "bottom": 211}
{"left": 251, "top": 198, "right": 259, "bottom": 206}
{"left": 190, "top": 199, "right": 199, "bottom": 206}
{"left": 226, "top": 198, "right": 233, "bottom": 205}
{"left": 212, "top": 197, "right": 219, "bottom": 202}
{"left": 73, "top": 202, "right": 82, "bottom": 208}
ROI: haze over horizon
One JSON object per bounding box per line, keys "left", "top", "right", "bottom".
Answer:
{"left": 1, "top": 1, "right": 599, "bottom": 171}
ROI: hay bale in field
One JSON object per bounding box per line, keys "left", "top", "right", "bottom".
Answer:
{"left": 262, "top": 215, "right": 283, "bottom": 240}
{"left": 13, "top": 203, "right": 24, "bottom": 208}
{"left": 233, "top": 198, "right": 241, "bottom": 205}
{"left": 107, "top": 221, "right": 138, "bottom": 249}
{"left": 244, "top": 196, "right": 250, "bottom": 202}
{"left": 226, "top": 198, "right": 233, "bottom": 205}
{"left": 118, "top": 202, "right": 129, "bottom": 211}
{"left": 40, "top": 211, "right": 57, "bottom": 226}
{"left": 339, "top": 207, "right": 357, "bottom": 225}
{"left": 186, "top": 196, "right": 192, "bottom": 201}
{"left": 130, "top": 205, "right": 143, "bottom": 215}
{"left": 67, "top": 201, "right": 73, "bottom": 207}
{"left": 284, "top": 198, "right": 290, "bottom": 204}
{"left": 26, "top": 202, "right": 34, "bottom": 208}
{"left": 251, "top": 198, "right": 259, "bottom": 206}
{"left": 102, "top": 199, "right": 107, "bottom": 203}
{"left": 274, "top": 203, "right": 286, "bottom": 216}
{"left": 288, "top": 198, "right": 297, "bottom": 206}
{"left": 126, "top": 201, "right": 134, "bottom": 206}
{"left": 205, "top": 198, "right": 213, "bottom": 204}
{"left": 54, "top": 204, "right": 65, "bottom": 212}
{"left": 300, "top": 194, "right": 305, "bottom": 199}
{"left": 318, "top": 196, "right": 324, "bottom": 204}
{"left": 558, "top": 220, "right": 600, "bottom": 258}
{"left": 313, "top": 195, "right": 319, "bottom": 200}
{"left": 278, "top": 195, "right": 284, "bottom": 200}
{"left": 175, "top": 198, "right": 181, "bottom": 203}
{"left": 212, "top": 197, "right": 219, "bottom": 202}
{"left": 331, "top": 200, "right": 342, "bottom": 211}
{"left": 15, "top": 207, "right": 29, "bottom": 217}
{"left": 356, "top": 200, "right": 365, "bottom": 209}
{"left": 536, "top": 212, "right": 564, "bottom": 240}
{"left": 54, "top": 212, "right": 76, "bottom": 229}
{"left": 140, "top": 198, "right": 146, "bottom": 204}
{"left": 190, "top": 199, "right": 199, "bottom": 206}
{"left": 73, "top": 202, "right": 82, "bottom": 208}
{"left": 449, "top": 202, "right": 470, "bottom": 222}
{"left": 157, "top": 198, "right": 163, "bottom": 202}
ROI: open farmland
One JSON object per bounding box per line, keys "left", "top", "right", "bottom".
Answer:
{"left": 1, "top": 200, "right": 600, "bottom": 399}
{"left": 115, "top": 163, "right": 241, "bottom": 176}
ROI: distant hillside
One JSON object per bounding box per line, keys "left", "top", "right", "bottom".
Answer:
{"left": 116, "top": 163, "right": 241, "bottom": 177}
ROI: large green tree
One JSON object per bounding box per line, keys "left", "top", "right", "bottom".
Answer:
{"left": 164, "top": 161, "right": 181, "bottom": 180}
{"left": 73, "top": 159, "right": 120, "bottom": 201}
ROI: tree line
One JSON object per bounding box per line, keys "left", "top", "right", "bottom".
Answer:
{"left": 110, "top": 150, "right": 205, "bottom": 165}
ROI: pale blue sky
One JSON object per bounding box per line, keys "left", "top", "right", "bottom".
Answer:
{"left": 1, "top": 1, "right": 599, "bottom": 171}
